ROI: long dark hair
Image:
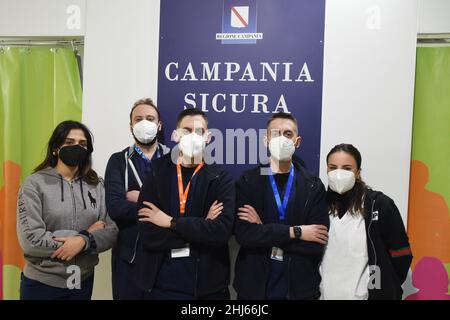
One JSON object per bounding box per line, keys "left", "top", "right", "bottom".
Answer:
{"left": 34, "top": 120, "right": 100, "bottom": 185}
{"left": 326, "top": 143, "right": 368, "bottom": 216}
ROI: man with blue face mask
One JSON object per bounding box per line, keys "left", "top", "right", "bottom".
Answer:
{"left": 104, "top": 98, "right": 170, "bottom": 299}
{"left": 135, "top": 108, "right": 235, "bottom": 300}
{"left": 233, "top": 112, "right": 330, "bottom": 300}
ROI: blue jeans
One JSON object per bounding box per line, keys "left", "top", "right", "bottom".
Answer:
{"left": 20, "top": 273, "right": 94, "bottom": 300}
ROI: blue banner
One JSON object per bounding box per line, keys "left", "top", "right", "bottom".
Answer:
{"left": 157, "top": 0, "right": 325, "bottom": 178}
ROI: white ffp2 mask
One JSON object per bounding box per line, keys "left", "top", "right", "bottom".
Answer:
{"left": 133, "top": 120, "right": 158, "bottom": 144}
{"left": 269, "top": 136, "right": 296, "bottom": 161}
{"left": 328, "top": 169, "right": 356, "bottom": 194}
{"left": 179, "top": 132, "right": 205, "bottom": 158}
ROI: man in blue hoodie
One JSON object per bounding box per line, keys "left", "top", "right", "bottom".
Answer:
{"left": 104, "top": 98, "right": 170, "bottom": 300}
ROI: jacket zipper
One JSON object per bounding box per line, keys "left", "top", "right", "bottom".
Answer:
{"left": 286, "top": 256, "right": 292, "bottom": 299}
{"left": 129, "top": 160, "right": 143, "bottom": 265}
{"left": 70, "top": 182, "right": 78, "bottom": 266}
{"left": 303, "top": 182, "right": 315, "bottom": 212}
{"left": 155, "top": 170, "right": 162, "bottom": 205}
{"left": 286, "top": 181, "right": 314, "bottom": 299}
{"left": 139, "top": 170, "right": 161, "bottom": 267}
{"left": 129, "top": 233, "right": 140, "bottom": 263}
{"left": 368, "top": 199, "right": 377, "bottom": 278}
{"left": 194, "top": 257, "right": 200, "bottom": 298}
{"left": 126, "top": 150, "right": 141, "bottom": 264}
{"left": 192, "top": 174, "right": 218, "bottom": 298}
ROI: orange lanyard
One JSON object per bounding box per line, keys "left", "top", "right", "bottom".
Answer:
{"left": 177, "top": 161, "right": 204, "bottom": 216}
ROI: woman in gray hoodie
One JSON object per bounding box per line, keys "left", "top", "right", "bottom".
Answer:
{"left": 17, "top": 120, "right": 118, "bottom": 300}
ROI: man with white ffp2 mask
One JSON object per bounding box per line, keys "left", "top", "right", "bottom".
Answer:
{"left": 176, "top": 125, "right": 207, "bottom": 161}
{"left": 135, "top": 108, "right": 235, "bottom": 300}
{"left": 233, "top": 112, "right": 330, "bottom": 300}
{"left": 104, "top": 98, "right": 170, "bottom": 299}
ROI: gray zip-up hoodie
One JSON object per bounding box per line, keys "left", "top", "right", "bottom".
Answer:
{"left": 17, "top": 167, "right": 118, "bottom": 289}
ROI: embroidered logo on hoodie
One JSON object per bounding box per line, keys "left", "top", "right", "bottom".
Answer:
{"left": 88, "top": 191, "right": 97, "bottom": 208}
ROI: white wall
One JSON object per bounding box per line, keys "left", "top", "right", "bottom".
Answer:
{"left": 319, "top": 0, "right": 419, "bottom": 224}
{"left": 0, "top": 0, "right": 86, "bottom": 37}
{"left": 418, "top": 0, "right": 450, "bottom": 34}
{"left": 82, "top": 0, "right": 160, "bottom": 176}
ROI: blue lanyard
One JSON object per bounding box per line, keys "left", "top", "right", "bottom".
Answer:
{"left": 134, "top": 144, "right": 161, "bottom": 162}
{"left": 268, "top": 164, "right": 295, "bottom": 221}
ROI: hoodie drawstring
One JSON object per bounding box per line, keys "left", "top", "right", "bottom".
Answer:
{"left": 79, "top": 179, "right": 87, "bottom": 210}
{"left": 60, "top": 175, "right": 64, "bottom": 202}
{"left": 59, "top": 173, "right": 86, "bottom": 210}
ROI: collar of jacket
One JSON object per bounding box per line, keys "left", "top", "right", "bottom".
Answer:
{"left": 243, "top": 157, "right": 316, "bottom": 186}
{"left": 152, "top": 153, "right": 224, "bottom": 181}
{"left": 149, "top": 153, "right": 224, "bottom": 219}
{"left": 40, "top": 166, "right": 83, "bottom": 182}
{"left": 363, "top": 189, "right": 384, "bottom": 223}
{"left": 122, "top": 143, "right": 171, "bottom": 159}
{"left": 39, "top": 166, "right": 87, "bottom": 208}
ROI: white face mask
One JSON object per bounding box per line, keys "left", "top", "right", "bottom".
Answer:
{"left": 328, "top": 169, "right": 356, "bottom": 194}
{"left": 179, "top": 132, "right": 205, "bottom": 158}
{"left": 268, "top": 136, "right": 296, "bottom": 161}
{"left": 132, "top": 120, "right": 158, "bottom": 144}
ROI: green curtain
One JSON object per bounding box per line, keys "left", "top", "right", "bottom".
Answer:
{"left": 0, "top": 46, "right": 82, "bottom": 300}
{"left": 407, "top": 45, "right": 450, "bottom": 299}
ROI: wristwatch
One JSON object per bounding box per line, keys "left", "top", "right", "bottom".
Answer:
{"left": 293, "top": 226, "right": 302, "bottom": 240}
{"left": 170, "top": 217, "right": 178, "bottom": 231}
{"left": 79, "top": 230, "right": 97, "bottom": 250}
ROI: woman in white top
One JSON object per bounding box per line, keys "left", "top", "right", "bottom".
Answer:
{"left": 320, "top": 144, "right": 412, "bottom": 300}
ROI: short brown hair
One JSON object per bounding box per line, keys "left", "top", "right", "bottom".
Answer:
{"left": 266, "top": 112, "right": 298, "bottom": 129}
{"left": 129, "top": 98, "right": 160, "bottom": 122}
{"left": 176, "top": 108, "right": 208, "bottom": 127}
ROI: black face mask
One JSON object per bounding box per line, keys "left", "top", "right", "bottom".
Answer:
{"left": 58, "top": 145, "right": 89, "bottom": 167}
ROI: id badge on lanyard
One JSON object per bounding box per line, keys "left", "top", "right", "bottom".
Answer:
{"left": 171, "top": 244, "right": 190, "bottom": 258}
{"left": 271, "top": 247, "right": 284, "bottom": 261}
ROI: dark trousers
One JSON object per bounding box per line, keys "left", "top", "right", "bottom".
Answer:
{"left": 147, "top": 288, "right": 230, "bottom": 300}
{"left": 20, "top": 273, "right": 94, "bottom": 300}
{"left": 112, "top": 254, "right": 151, "bottom": 300}
{"left": 237, "top": 292, "right": 320, "bottom": 300}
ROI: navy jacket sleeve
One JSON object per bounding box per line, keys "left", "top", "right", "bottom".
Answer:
{"left": 234, "top": 175, "right": 329, "bottom": 256}
{"left": 175, "top": 171, "right": 235, "bottom": 247}
{"left": 378, "top": 195, "right": 413, "bottom": 284}
{"left": 104, "top": 153, "right": 138, "bottom": 226}
{"left": 234, "top": 174, "right": 292, "bottom": 248}
{"left": 282, "top": 180, "right": 330, "bottom": 256}
{"left": 137, "top": 169, "right": 186, "bottom": 251}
